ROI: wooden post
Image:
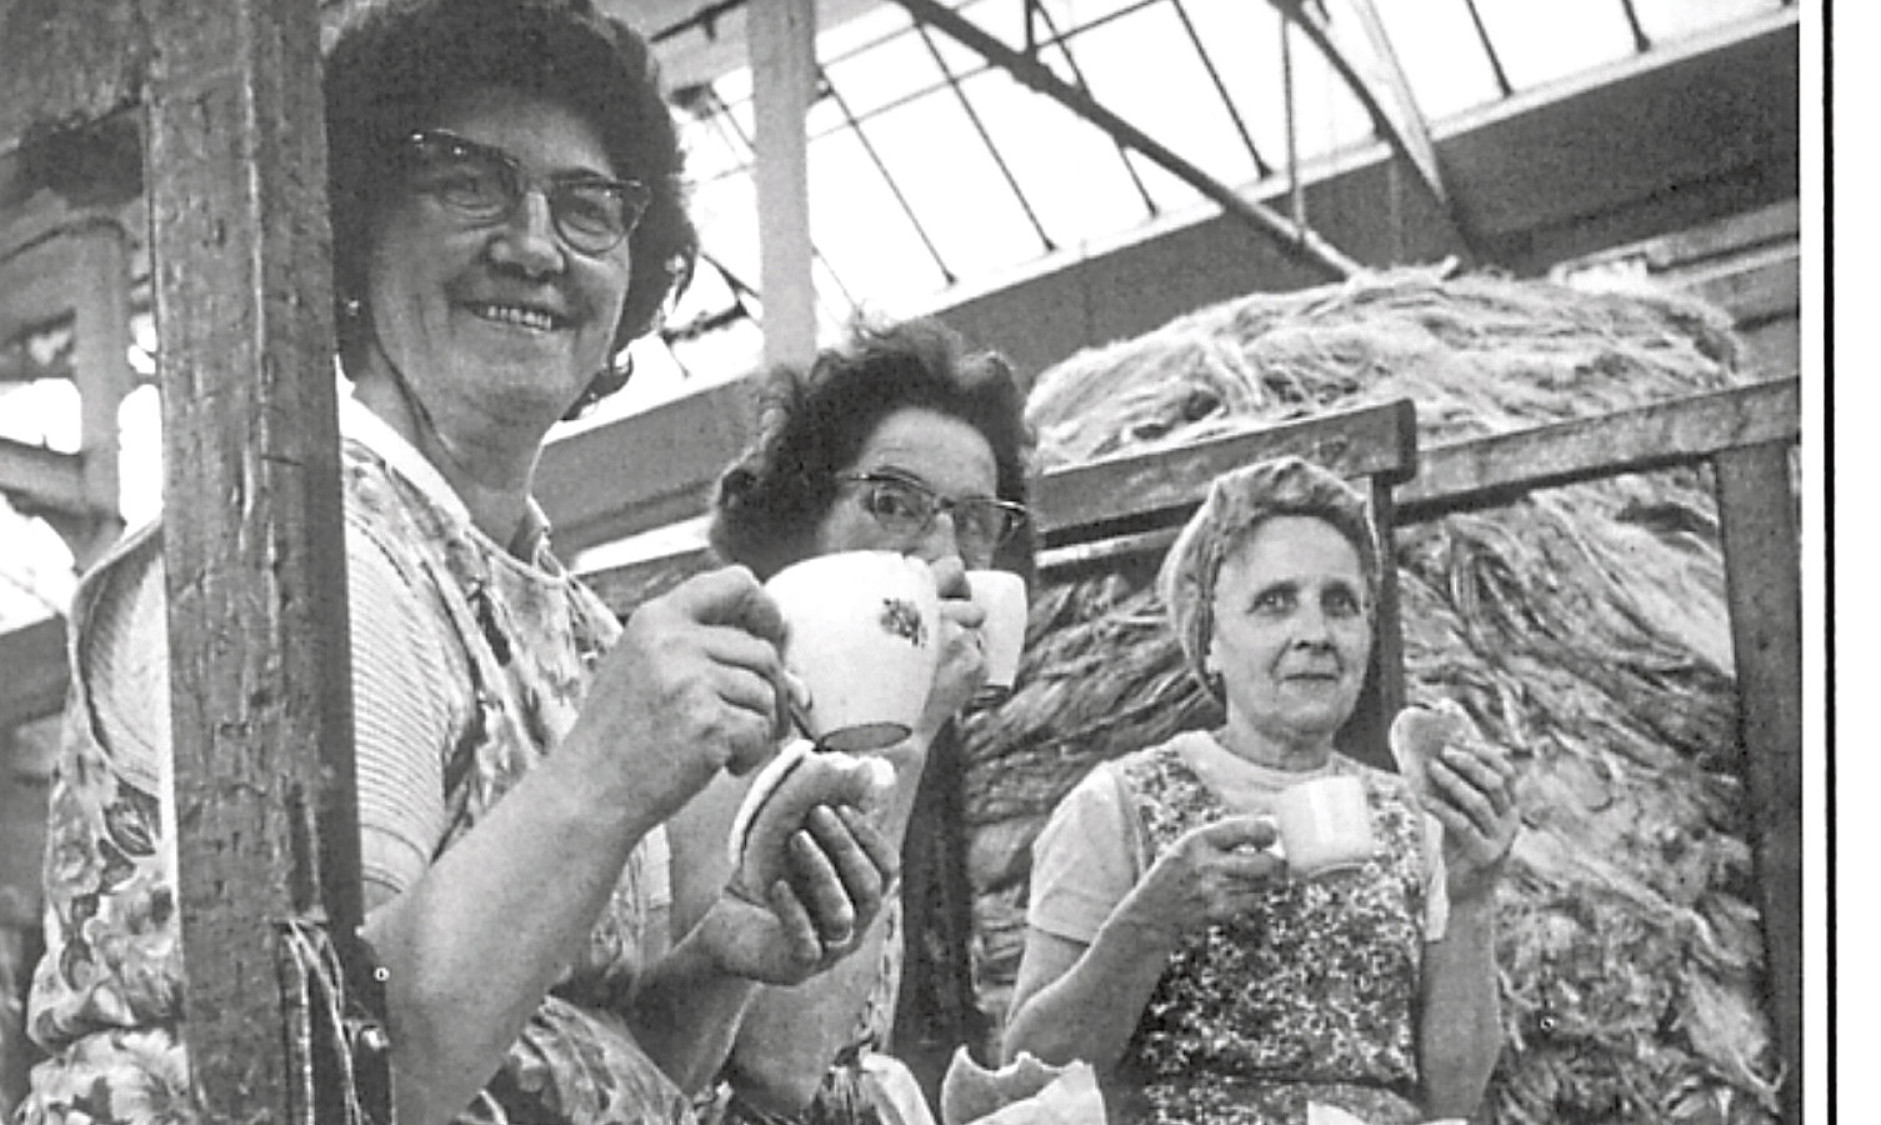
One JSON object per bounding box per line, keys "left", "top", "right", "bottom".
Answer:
{"left": 749, "top": 0, "right": 819, "bottom": 371}
{"left": 143, "top": 0, "right": 358, "bottom": 1118}
{"left": 1713, "top": 441, "right": 1802, "bottom": 1125}
{"left": 67, "top": 218, "right": 134, "bottom": 567}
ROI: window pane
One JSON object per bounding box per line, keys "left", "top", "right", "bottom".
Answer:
{"left": 1469, "top": 0, "right": 1638, "bottom": 90}
{"left": 1060, "top": 4, "right": 1262, "bottom": 192}
{"left": 1359, "top": 0, "right": 1505, "bottom": 120}
{"left": 687, "top": 173, "right": 762, "bottom": 295}
{"left": 1631, "top": 0, "right": 1783, "bottom": 45}
{"left": 805, "top": 125, "right": 951, "bottom": 308}
{"left": 822, "top": 24, "right": 948, "bottom": 122}
{"left": 852, "top": 88, "right": 1049, "bottom": 287}
{"left": 956, "top": 67, "right": 1153, "bottom": 248}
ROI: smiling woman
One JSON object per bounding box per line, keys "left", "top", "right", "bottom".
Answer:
{"left": 13, "top": 3, "right": 900, "bottom": 1124}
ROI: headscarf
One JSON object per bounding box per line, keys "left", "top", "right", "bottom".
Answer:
{"left": 1158, "top": 456, "right": 1381, "bottom": 704}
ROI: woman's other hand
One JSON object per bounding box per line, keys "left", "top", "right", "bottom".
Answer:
{"left": 1423, "top": 734, "right": 1519, "bottom": 903}
{"left": 573, "top": 565, "right": 792, "bottom": 828}
{"left": 1122, "top": 815, "right": 1284, "bottom": 946}
{"left": 915, "top": 556, "right": 988, "bottom": 739}
{"left": 701, "top": 804, "right": 899, "bottom": 984}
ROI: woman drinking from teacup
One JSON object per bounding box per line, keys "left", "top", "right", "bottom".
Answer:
{"left": 1001, "top": 456, "right": 1518, "bottom": 1125}
{"left": 668, "top": 317, "right": 1035, "bottom": 1124}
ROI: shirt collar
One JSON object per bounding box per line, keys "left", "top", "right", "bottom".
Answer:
{"left": 339, "top": 393, "right": 554, "bottom": 558}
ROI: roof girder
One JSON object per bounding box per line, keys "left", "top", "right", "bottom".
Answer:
{"left": 884, "top": 0, "right": 1361, "bottom": 281}
{"left": 1269, "top": 0, "right": 1455, "bottom": 218}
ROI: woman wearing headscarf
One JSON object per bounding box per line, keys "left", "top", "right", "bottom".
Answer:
{"left": 1002, "top": 456, "right": 1517, "bottom": 1124}
{"left": 17, "top": 3, "right": 892, "bottom": 1123}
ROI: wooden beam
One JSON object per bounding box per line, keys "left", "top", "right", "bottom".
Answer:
{"left": 67, "top": 219, "right": 132, "bottom": 565}
{"left": 1400, "top": 378, "right": 1799, "bottom": 518}
{"left": 0, "top": 615, "right": 67, "bottom": 729}
{"left": 0, "top": 438, "right": 85, "bottom": 513}
{"left": 1682, "top": 244, "right": 1800, "bottom": 328}
{"left": 1034, "top": 398, "right": 1417, "bottom": 544}
{"left": 748, "top": 0, "right": 818, "bottom": 369}
{"left": 1276, "top": 0, "right": 1451, "bottom": 212}
{"left": 0, "top": 230, "right": 85, "bottom": 345}
{"left": 536, "top": 377, "right": 758, "bottom": 555}
{"left": 1713, "top": 441, "right": 1802, "bottom": 1125}
{"left": 577, "top": 399, "right": 1421, "bottom": 612}
{"left": 144, "top": 0, "right": 360, "bottom": 1116}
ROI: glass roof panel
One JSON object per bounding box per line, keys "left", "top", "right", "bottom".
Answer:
{"left": 1058, "top": 3, "right": 1262, "bottom": 200}
{"left": 815, "top": 2, "right": 912, "bottom": 61}
{"left": 1630, "top": 0, "right": 1783, "bottom": 45}
{"left": 804, "top": 125, "right": 953, "bottom": 308}
{"left": 954, "top": 66, "right": 1153, "bottom": 249}
{"left": 1467, "top": 0, "right": 1640, "bottom": 90}
{"left": 854, "top": 86, "right": 1049, "bottom": 283}
{"left": 684, "top": 173, "right": 763, "bottom": 297}
{"left": 679, "top": 101, "right": 753, "bottom": 184}
{"left": 647, "top": 0, "right": 1791, "bottom": 388}
{"left": 821, "top": 21, "right": 949, "bottom": 121}
{"left": 1235, "top": 15, "right": 1377, "bottom": 174}
{"left": 1365, "top": 0, "right": 1505, "bottom": 119}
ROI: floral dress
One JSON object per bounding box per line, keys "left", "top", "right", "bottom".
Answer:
{"left": 17, "top": 412, "right": 692, "bottom": 1125}
{"left": 1110, "top": 741, "right": 1430, "bottom": 1125}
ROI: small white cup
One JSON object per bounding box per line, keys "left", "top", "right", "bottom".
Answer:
{"left": 764, "top": 551, "right": 941, "bottom": 752}
{"left": 966, "top": 569, "right": 1028, "bottom": 705}
{"left": 1272, "top": 775, "right": 1376, "bottom": 879}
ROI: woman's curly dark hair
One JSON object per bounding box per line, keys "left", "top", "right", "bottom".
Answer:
{"left": 711, "top": 318, "right": 1036, "bottom": 582}
{"left": 323, "top": 0, "right": 697, "bottom": 416}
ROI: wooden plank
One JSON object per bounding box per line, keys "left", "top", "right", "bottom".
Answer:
{"left": 1344, "top": 475, "right": 1403, "bottom": 773}
{"left": 1638, "top": 198, "right": 1799, "bottom": 271}
{"left": 0, "top": 229, "right": 84, "bottom": 344}
{"left": 67, "top": 220, "right": 132, "bottom": 564}
{"left": 1682, "top": 246, "right": 1800, "bottom": 327}
{"left": 1034, "top": 399, "right": 1418, "bottom": 543}
{"left": 1713, "top": 441, "right": 1802, "bottom": 1125}
{"left": 0, "top": 437, "right": 85, "bottom": 513}
{"left": 536, "top": 377, "right": 758, "bottom": 556}
{"left": 749, "top": 0, "right": 818, "bottom": 369}
{"left": 1400, "top": 378, "right": 1799, "bottom": 518}
{"left": 580, "top": 402, "right": 1421, "bottom": 608}
{"left": 582, "top": 544, "right": 715, "bottom": 618}
{"left": 0, "top": 615, "right": 67, "bottom": 728}
{"left": 144, "top": 0, "right": 356, "bottom": 1117}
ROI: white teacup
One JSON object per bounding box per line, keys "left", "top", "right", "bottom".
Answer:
{"left": 966, "top": 569, "right": 1028, "bottom": 705}
{"left": 1272, "top": 775, "right": 1376, "bottom": 879}
{"left": 764, "top": 551, "right": 941, "bottom": 752}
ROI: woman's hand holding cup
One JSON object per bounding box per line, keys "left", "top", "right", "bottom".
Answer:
{"left": 916, "top": 556, "right": 988, "bottom": 740}
{"left": 1124, "top": 815, "right": 1284, "bottom": 947}
{"left": 577, "top": 565, "right": 795, "bottom": 827}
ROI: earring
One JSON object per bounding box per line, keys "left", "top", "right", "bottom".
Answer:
{"left": 563, "top": 350, "right": 635, "bottom": 421}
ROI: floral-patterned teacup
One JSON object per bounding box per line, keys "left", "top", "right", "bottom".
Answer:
{"left": 765, "top": 550, "right": 941, "bottom": 752}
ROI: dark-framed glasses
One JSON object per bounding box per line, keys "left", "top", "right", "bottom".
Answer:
{"left": 401, "top": 130, "right": 651, "bottom": 256}
{"left": 837, "top": 473, "right": 1028, "bottom": 565}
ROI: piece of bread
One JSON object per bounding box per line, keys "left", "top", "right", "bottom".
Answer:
{"left": 1387, "top": 702, "right": 1473, "bottom": 794}
{"left": 726, "top": 738, "right": 896, "bottom": 899}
